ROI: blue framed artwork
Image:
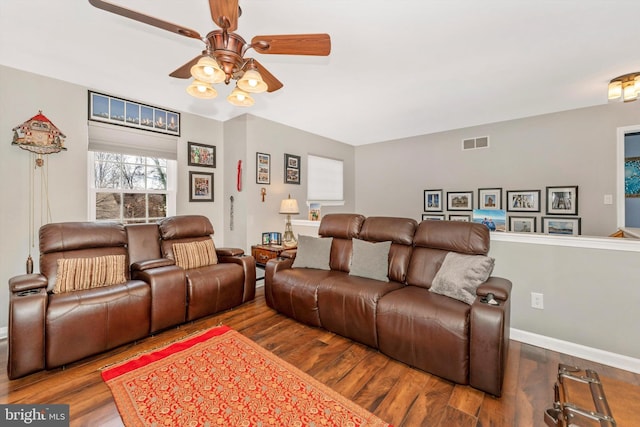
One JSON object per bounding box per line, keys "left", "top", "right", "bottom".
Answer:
{"left": 626, "top": 157, "right": 640, "bottom": 197}
{"left": 88, "top": 91, "right": 180, "bottom": 136}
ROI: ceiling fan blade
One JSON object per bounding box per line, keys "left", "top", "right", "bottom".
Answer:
{"left": 169, "top": 55, "right": 205, "bottom": 79}
{"left": 209, "top": 0, "right": 239, "bottom": 32}
{"left": 251, "top": 59, "right": 283, "bottom": 93}
{"left": 251, "top": 34, "right": 331, "bottom": 56}
{"left": 89, "top": 0, "right": 202, "bottom": 40}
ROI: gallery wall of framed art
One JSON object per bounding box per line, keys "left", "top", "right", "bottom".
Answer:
{"left": 422, "top": 185, "right": 580, "bottom": 235}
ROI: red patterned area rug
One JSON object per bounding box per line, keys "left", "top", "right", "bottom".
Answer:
{"left": 101, "top": 325, "right": 391, "bottom": 426}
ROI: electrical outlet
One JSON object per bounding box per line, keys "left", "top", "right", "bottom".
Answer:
{"left": 531, "top": 292, "right": 544, "bottom": 309}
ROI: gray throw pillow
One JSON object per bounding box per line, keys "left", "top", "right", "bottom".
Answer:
{"left": 430, "top": 252, "right": 495, "bottom": 304}
{"left": 291, "top": 235, "right": 333, "bottom": 270}
{"left": 349, "top": 239, "right": 391, "bottom": 282}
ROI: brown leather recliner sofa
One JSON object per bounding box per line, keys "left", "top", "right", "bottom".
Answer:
{"left": 265, "top": 214, "right": 512, "bottom": 396}
{"left": 7, "top": 215, "right": 255, "bottom": 380}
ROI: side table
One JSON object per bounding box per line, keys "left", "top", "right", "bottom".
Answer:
{"left": 251, "top": 244, "right": 294, "bottom": 268}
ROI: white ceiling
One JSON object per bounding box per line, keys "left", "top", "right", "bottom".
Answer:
{"left": 2, "top": 0, "right": 640, "bottom": 146}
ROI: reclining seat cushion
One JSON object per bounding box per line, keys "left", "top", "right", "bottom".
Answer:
{"left": 317, "top": 274, "right": 403, "bottom": 348}
{"left": 46, "top": 280, "right": 151, "bottom": 369}
{"left": 376, "top": 285, "right": 471, "bottom": 385}
{"left": 269, "top": 268, "right": 340, "bottom": 327}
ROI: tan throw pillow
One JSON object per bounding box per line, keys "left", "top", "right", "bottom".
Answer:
{"left": 430, "top": 252, "right": 495, "bottom": 304}
{"left": 291, "top": 235, "right": 333, "bottom": 270}
{"left": 173, "top": 239, "right": 218, "bottom": 269}
{"left": 349, "top": 239, "right": 391, "bottom": 282}
{"left": 54, "top": 255, "right": 127, "bottom": 294}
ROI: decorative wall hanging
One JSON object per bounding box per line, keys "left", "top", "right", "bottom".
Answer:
{"left": 187, "top": 141, "right": 216, "bottom": 168}
{"left": 424, "top": 189, "right": 443, "bottom": 212}
{"left": 506, "top": 190, "right": 541, "bottom": 212}
{"left": 447, "top": 191, "right": 473, "bottom": 211}
{"left": 546, "top": 186, "right": 578, "bottom": 216}
{"left": 189, "top": 171, "right": 214, "bottom": 202}
{"left": 88, "top": 91, "right": 180, "bottom": 136}
{"left": 12, "top": 110, "right": 68, "bottom": 273}
{"left": 256, "top": 152, "right": 271, "bottom": 185}
{"left": 12, "top": 110, "right": 67, "bottom": 166}
{"left": 284, "top": 153, "right": 301, "bottom": 185}
{"left": 625, "top": 157, "right": 640, "bottom": 197}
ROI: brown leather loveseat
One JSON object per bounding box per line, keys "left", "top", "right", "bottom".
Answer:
{"left": 7, "top": 215, "right": 255, "bottom": 380}
{"left": 265, "top": 214, "right": 511, "bottom": 396}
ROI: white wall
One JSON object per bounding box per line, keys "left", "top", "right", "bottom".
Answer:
{"left": 355, "top": 102, "right": 640, "bottom": 237}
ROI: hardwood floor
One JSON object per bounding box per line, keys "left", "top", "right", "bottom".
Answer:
{"left": 1, "top": 287, "right": 639, "bottom": 426}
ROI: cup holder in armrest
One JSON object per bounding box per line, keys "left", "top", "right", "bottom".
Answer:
{"left": 17, "top": 289, "right": 42, "bottom": 297}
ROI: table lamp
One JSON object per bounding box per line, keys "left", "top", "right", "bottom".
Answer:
{"left": 280, "top": 194, "right": 299, "bottom": 248}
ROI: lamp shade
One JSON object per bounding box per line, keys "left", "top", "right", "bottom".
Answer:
{"left": 186, "top": 79, "right": 218, "bottom": 99}
{"left": 280, "top": 197, "right": 299, "bottom": 214}
{"left": 237, "top": 68, "right": 268, "bottom": 93}
{"left": 190, "top": 56, "right": 225, "bottom": 84}
{"left": 227, "top": 87, "right": 255, "bottom": 107}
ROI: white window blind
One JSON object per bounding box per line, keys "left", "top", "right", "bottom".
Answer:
{"left": 307, "top": 155, "right": 344, "bottom": 204}
{"left": 88, "top": 121, "right": 177, "bottom": 160}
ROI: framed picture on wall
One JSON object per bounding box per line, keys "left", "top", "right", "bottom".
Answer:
{"left": 422, "top": 214, "right": 445, "bottom": 221}
{"left": 449, "top": 214, "right": 471, "bottom": 222}
{"left": 542, "top": 217, "right": 581, "bottom": 236}
{"left": 447, "top": 191, "right": 473, "bottom": 211}
{"left": 424, "top": 189, "right": 443, "bottom": 212}
{"left": 187, "top": 142, "right": 216, "bottom": 168}
{"left": 509, "top": 216, "right": 537, "bottom": 233}
{"left": 189, "top": 171, "right": 214, "bottom": 202}
{"left": 478, "top": 188, "right": 502, "bottom": 210}
{"left": 546, "top": 186, "right": 578, "bottom": 215}
{"left": 284, "top": 153, "right": 301, "bottom": 184}
{"left": 506, "top": 190, "right": 540, "bottom": 212}
{"left": 256, "top": 152, "right": 270, "bottom": 184}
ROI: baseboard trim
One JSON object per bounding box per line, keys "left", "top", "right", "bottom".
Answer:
{"left": 511, "top": 328, "right": 640, "bottom": 374}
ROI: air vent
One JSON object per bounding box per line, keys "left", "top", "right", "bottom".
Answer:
{"left": 462, "top": 136, "right": 489, "bottom": 150}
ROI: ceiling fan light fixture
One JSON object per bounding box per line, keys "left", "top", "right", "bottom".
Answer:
{"left": 227, "top": 87, "right": 255, "bottom": 107}
{"left": 186, "top": 79, "right": 218, "bottom": 99}
{"left": 608, "top": 72, "right": 640, "bottom": 103}
{"left": 237, "top": 68, "right": 268, "bottom": 93}
{"left": 191, "top": 56, "right": 225, "bottom": 84}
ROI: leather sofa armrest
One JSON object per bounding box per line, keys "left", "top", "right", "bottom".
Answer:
{"left": 216, "top": 247, "right": 244, "bottom": 257}
{"left": 218, "top": 254, "right": 256, "bottom": 303}
{"left": 131, "top": 258, "right": 176, "bottom": 272}
{"left": 264, "top": 257, "right": 294, "bottom": 308}
{"left": 476, "top": 276, "right": 512, "bottom": 302}
{"left": 469, "top": 276, "right": 512, "bottom": 397}
{"left": 8, "top": 282, "right": 47, "bottom": 379}
{"left": 132, "top": 265, "right": 186, "bottom": 333}
{"left": 9, "top": 274, "right": 48, "bottom": 294}
{"left": 280, "top": 249, "right": 297, "bottom": 259}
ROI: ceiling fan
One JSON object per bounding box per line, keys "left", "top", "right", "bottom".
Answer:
{"left": 88, "top": 0, "right": 331, "bottom": 105}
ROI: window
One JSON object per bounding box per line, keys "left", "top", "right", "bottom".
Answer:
{"left": 89, "top": 152, "right": 176, "bottom": 223}
{"left": 307, "top": 154, "right": 344, "bottom": 205}
{"left": 87, "top": 122, "right": 177, "bottom": 223}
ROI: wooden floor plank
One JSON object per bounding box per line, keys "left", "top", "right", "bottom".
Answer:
{"left": 1, "top": 287, "right": 639, "bottom": 427}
